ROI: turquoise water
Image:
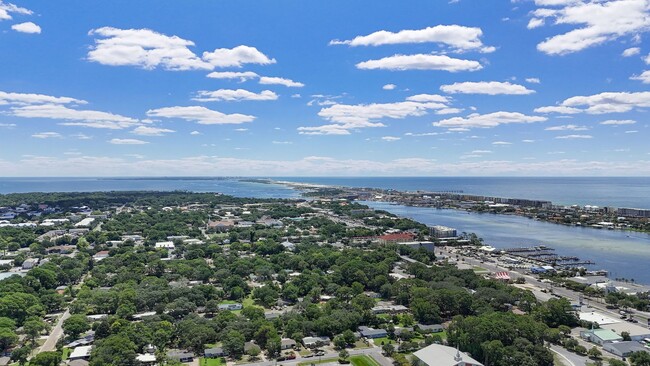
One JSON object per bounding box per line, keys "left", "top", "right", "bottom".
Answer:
{"left": 366, "top": 201, "right": 650, "bottom": 284}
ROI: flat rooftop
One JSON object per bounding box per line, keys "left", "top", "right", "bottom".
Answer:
{"left": 602, "top": 322, "right": 650, "bottom": 337}
{"left": 579, "top": 311, "right": 620, "bottom": 325}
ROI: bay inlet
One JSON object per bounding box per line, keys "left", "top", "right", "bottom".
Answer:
{"left": 365, "top": 201, "right": 650, "bottom": 284}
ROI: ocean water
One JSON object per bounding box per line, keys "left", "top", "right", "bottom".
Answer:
{"left": 1, "top": 177, "right": 649, "bottom": 209}
{"left": 1, "top": 177, "right": 649, "bottom": 283}
{"left": 276, "top": 176, "right": 650, "bottom": 209}
{"left": 367, "top": 201, "right": 650, "bottom": 284}
{"left": 0, "top": 177, "right": 299, "bottom": 199}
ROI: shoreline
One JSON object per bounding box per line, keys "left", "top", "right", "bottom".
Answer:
{"left": 262, "top": 178, "right": 650, "bottom": 235}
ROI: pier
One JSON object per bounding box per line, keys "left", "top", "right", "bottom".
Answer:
{"left": 502, "top": 245, "right": 595, "bottom": 268}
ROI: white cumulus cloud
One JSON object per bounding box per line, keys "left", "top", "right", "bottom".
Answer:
{"left": 356, "top": 54, "right": 482, "bottom": 72}
{"left": 440, "top": 81, "right": 535, "bottom": 95}
{"left": 193, "top": 89, "right": 278, "bottom": 102}
{"left": 531, "top": 0, "right": 650, "bottom": 55}
{"left": 202, "top": 45, "right": 275, "bottom": 68}
{"left": 32, "top": 132, "right": 62, "bottom": 139}
{"left": 535, "top": 91, "right": 650, "bottom": 114}
{"left": 381, "top": 136, "right": 401, "bottom": 141}
{"left": 109, "top": 138, "right": 149, "bottom": 145}
{"left": 600, "top": 119, "right": 636, "bottom": 125}
{"left": 147, "top": 106, "right": 255, "bottom": 125}
{"left": 382, "top": 84, "right": 397, "bottom": 90}
{"left": 206, "top": 71, "right": 259, "bottom": 82}
{"left": 298, "top": 98, "right": 451, "bottom": 135}
{"left": 11, "top": 21, "right": 40, "bottom": 34}
{"left": 555, "top": 134, "right": 593, "bottom": 139}
{"left": 131, "top": 126, "right": 175, "bottom": 136}
{"left": 330, "top": 25, "right": 494, "bottom": 53}
{"left": 259, "top": 76, "right": 304, "bottom": 87}
{"left": 0, "top": 1, "right": 32, "bottom": 20}
{"left": 622, "top": 47, "right": 641, "bottom": 56}
{"left": 10, "top": 104, "right": 140, "bottom": 130}
{"left": 433, "top": 112, "right": 547, "bottom": 129}
{"left": 545, "top": 124, "right": 588, "bottom": 130}
{"left": 87, "top": 27, "right": 212, "bottom": 71}
{"left": 630, "top": 70, "right": 650, "bottom": 83}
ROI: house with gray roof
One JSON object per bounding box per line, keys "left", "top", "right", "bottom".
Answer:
{"left": 603, "top": 341, "right": 649, "bottom": 358}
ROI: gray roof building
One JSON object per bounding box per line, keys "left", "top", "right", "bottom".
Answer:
{"left": 413, "top": 344, "right": 483, "bottom": 366}
{"left": 603, "top": 341, "right": 649, "bottom": 358}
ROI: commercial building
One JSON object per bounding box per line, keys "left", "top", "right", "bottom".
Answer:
{"left": 429, "top": 226, "right": 457, "bottom": 238}
{"left": 358, "top": 326, "right": 388, "bottom": 339}
{"left": 580, "top": 328, "right": 623, "bottom": 345}
{"left": 603, "top": 341, "right": 649, "bottom": 358}
{"left": 617, "top": 208, "right": 650, "bottom": 218}
{"left": 377, "top": 232, "right": 416, "bottom": 245}
{"left": 602, "top": 322, "right": 650, "bottom": 342}
{"left": 413, "top": 344, "right": 483, "bottom": 366}
{"left": 398, "top": 241, "right": 435, "bottom": 252}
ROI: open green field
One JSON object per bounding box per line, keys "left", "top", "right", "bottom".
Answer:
{"left": 200, "top": 357, "right": 225, "bottom": 366}
{"left": 350, "top": 355, "right": 380, "bottom": 366}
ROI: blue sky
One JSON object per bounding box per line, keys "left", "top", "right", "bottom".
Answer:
{"left": 1, "top": 0, "right": 649, "bottom": 176}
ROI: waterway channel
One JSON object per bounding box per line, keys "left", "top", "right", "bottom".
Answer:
{"left": 364, "top": 201, "right": 650, "bottom": 285}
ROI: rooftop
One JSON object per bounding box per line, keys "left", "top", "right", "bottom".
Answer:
{"left": 413, "top": 344, "right": 483, "bottom": 366}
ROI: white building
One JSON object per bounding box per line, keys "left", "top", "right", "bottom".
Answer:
{"left": 69, "top": 345, "right": 93, "bottom": 360}
{"left": 75, "top": 218, "right": 96, "bottom": 227}
{"left": 429, "top": 225, "right": 457, "bottom": 238}
{"left": 413, "top": 344, "right": 483, "bottom": 366}
{"left": 155, "top": 241, "right": 175, "bottom": 250}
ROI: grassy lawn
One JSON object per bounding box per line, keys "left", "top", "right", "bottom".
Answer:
{"left": 299, "top": 349, "right": 313, "bottom": 356}
{"left": 200, "top": 357, "right": 225, "bottom": 366}
{"left": 298, "top": 358, "right": 337, "bottom": 366}
{"left": 350, "top": 355, "right": 380, "bottom": 366}
{"left": 62, "top": 347, "right": 71, "bottom": 360}
{"left": 353, "top": 339, "right": 371, "bottom": 349}
{"left": 432, "top": 330, "right": 447, "bottom": 341}
{"left": 372, "top": 337, "right": 395, "bottom": 346}
{"left": 242, "top": 295, "right": 256, "bottom": 308}
{"left": 472, "top": 266, "right": 488, "bottom": 272}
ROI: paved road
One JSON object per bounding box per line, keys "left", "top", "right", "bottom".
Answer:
{"left": 235, "top": 347, "right": 391, "bottom": 366}
{"left": 40, "top": 309, "right": 70, "bottom": 353}
{"left": 439, "top": 248, "right": 650, "bottom": 326}
{"left": 550, "top": 344, "right": 588, "bottom": 366}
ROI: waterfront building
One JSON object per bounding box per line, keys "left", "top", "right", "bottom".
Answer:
{"left": 429, "top": 225, "right": 457, "bottom": 238}
{"left": 617, "top": 207, "right": 650, "bottom": 218}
